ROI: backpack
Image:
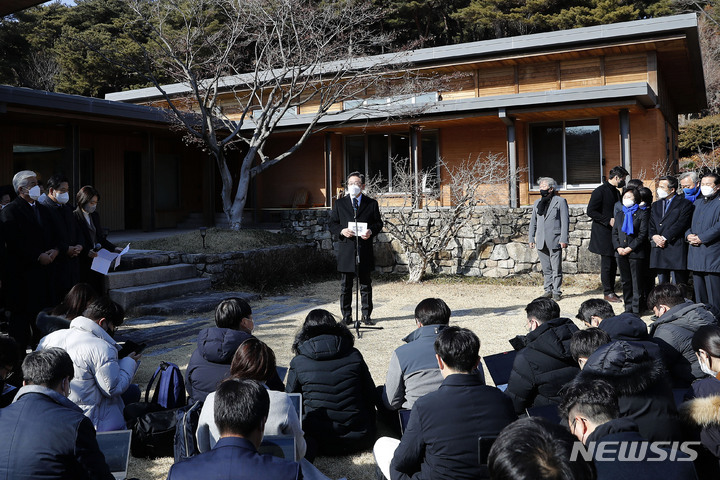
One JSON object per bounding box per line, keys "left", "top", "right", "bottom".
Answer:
{"left": 147, "top": 361, "right": 186, "bottom": 409}
{"left": 128, "top": 406, "right": 178, "bottom": 458}
{"left": 174, "top": 400, "right": 203, "bottom": 463}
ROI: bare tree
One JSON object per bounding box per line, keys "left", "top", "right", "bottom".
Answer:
{"left": 117, "top": 0, "right": 438, "bottom": 229}
{"left": 19, "top": 51, "right": 60, "bottom": 91}
{"left": 374, "top": 153, "right": 517, "bottom": 283}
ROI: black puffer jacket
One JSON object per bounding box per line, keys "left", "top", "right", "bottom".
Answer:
{"left": 286, "top": 323, "right": 376, "bottom": 455}
{"left": 579, "top": 340, "right": 683, "bottom": 442}
{"left": 598, "top": 312, "right": 663, "bottom": 363}
{"left": 505, "top": 317, "right": 580, "bottom": 414}
{"left": 649, "top": 301, "right": 718, "bottom": 387}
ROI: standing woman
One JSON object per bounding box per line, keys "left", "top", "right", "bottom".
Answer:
{"left": 73, "top": 186, "right": 122, "bottom": 293}
{"left": 286, "top": 309, "right": 376, "bottom": 456}
{"left": 612, "top": 187, "right": 649, "bottom": 314}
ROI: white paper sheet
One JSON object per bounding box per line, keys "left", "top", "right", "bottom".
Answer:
{"left": 90, "top": 244, "right": 130, "bottom": 275}
{"left": 347, "top": 221, "right": 367, "bottom": 236}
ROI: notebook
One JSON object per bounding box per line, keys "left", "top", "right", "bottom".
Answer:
{"left": 483, "top": 350, "right": 517, "bottom": 389}
{"left": 96, "top": 429, "right": 132, "bottom": 480}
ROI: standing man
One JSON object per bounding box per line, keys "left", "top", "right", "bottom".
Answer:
{"left": 649, "top": 175, "right": 693, "bottom": 285}
{"left": 679, "top": 171, "right": 702, "bottom": 204}
{"left": 686, "top": 172, "right": 720, "bottom": 313}
{"left": 0, "top": 170, "right": 59, "bottom": 350}
{"left": 528, "top": 177, "right": 569, "bottom": 301}
{"left": 328, "top": 172, "right": 383, "bottom": 325}
{"left": 587, "top": 165, "right": 629, "bottom": 303}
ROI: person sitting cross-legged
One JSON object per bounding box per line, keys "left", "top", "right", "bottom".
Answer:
{"left": 559, "top": 378, "right": 698, "bottom": 480}
{"left": 373, "top": 326, "right": 516, "bottom": 480}
{"left": 167, "top": 378, "right": 301, "bottom": 480}
{"left": 0, "top": 348, "right": 114, "bottom": 480}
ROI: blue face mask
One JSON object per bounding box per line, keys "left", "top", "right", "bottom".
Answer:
{"left": 684, "top": 186, "right": 699, "bottom": 195}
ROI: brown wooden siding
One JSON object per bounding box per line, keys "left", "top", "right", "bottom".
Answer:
{"left": 605, "top": 54, "right": 648, "bottom": 84}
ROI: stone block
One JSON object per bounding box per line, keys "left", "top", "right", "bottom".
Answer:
{"left": 374, "top": 242, "right": 395, "bottom": 267}
{"left": 490, "top": 244, "right": 509, "bottom": 261}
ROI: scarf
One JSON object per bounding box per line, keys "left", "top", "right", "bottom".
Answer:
{"left": 536, "top": 194, "right": 553, "bottom": 217}
{"left": 621, "top": 204, "right": 638, "bottom": 235}
{"left": 684, "top": 185, "right": 700, "bottom": 203}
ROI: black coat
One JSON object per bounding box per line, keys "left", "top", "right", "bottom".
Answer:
{"left": 649, "top": 301, "right": 718, "bottom": 387}
{"left": 505, "top": 317, "right": 580, "bottom": 414}
{"left": 579, "top": 340, "right": 684, "bottom": 443}
{"left": 390, "top": 374, "right": 516, "bottom": 480}
{"left": 612, "top": 207, "right": 649, "bottom": 259}
{"left": 73, "top": 208, "right": 117, "bottom": 290}
{"left": 328, "top": 194, "right": 383, "bottom": 273}
{"left": 686, "top": 194, "right": 720, "bottom": 273}
{"left": 649, "top": 195, "right": 693, "bottom": 270}
{"left": 681, "top": 377, "right": 720, "bottom": 479}
{"left": 588, "top": 181, "right": 621, "bottom": 256}
{"left": 286, "top": 322, "right": 376, "bottom": 455}
{"left": 185, "top": 327, "right": 284, "bottom": 404}
{"left": 597, "top": 312, "right": 662, "bottom": 362}
{"left": 39, "top": 196, "right": 83, "bottom": 300}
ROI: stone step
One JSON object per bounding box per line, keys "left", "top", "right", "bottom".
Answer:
{"left": 109, "top": 277, "right": 212, "bottom": 311}
{"left": 105, "top": 264, "right": 198, "bottom": 290}
{"left": 116, "top": 250, "right": 180, "bottom": 271}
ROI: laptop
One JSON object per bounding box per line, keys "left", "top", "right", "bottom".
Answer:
{"left": 526, "top": 404, "right": 562, "bottom": 425}
{"left": 398, "top": 409, "right": 412, "bottom": 435}
{"left": 96, "top": 429, "right": 132, "bottom": 480}
{"left": 259, "top": 435, "right": 297, "bottom": 461}
{"left": 482, "top": 350, "right": 517, "bottom": 390}
{"left": 288, "top": 392, "right": 302, "bottom": 421}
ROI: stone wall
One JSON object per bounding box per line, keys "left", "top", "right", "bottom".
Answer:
{"left": 280, "top": 206, "right": 601, "bottom": 277}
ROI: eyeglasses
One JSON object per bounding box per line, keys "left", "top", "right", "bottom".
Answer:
{"left": 347, "top": 182, "right": 363, "bottom": 186}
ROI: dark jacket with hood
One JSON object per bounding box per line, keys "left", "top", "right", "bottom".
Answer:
{"left": 579, "top": 340, "right": 683, "bottom": 442}
{"left": 286, "top": 322, "right": 376, "bottom": 455}
{"left": 186, "top": 327, "right": 283, "bottom": 404}
{"left": 649, "top": 301, "right": 718, "bottom": 387}
{"left": 585, "top": 417, "right": 698, "bottom": 480}
{"left": 681, "top": 376, "right": 720, "bottom": 479}
{"left": 505, "top": 317, "right": 580, "bottom": 414}
{"left": 598, "top": 312, "right": 662, "bottom": 362}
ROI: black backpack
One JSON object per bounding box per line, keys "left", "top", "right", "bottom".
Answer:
{"left": 174, "top": 400, "right": 204, "bottom": 462}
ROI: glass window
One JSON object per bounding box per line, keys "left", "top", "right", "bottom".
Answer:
{"left": 367, "top": 135, "right": 388, "bottom": 189}
{"left": 529, "top": 120, "right": 602, "bottom": 189}
{"left": 420, "top": 132, "right": 439, "bottom": 191}
{"left": 345, "top": 136, "right": 365, "bottom": 175}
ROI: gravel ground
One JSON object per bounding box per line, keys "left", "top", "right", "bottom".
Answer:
{"left": 124, "top": 273, "right": 642, "bottom": 480}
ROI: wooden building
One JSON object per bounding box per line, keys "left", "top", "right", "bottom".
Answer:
{"left": 0, "top": 13, "right": 707, "bottom": 231}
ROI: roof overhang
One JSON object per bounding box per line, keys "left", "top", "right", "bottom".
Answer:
{"left": 0, "top": 0, "right": 49, "bottom": 17}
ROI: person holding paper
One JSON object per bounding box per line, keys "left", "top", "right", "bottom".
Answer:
{"left": 328, "top": 172, "right": 383, "bottom": 325}
{"left": 73, "top": 186, "right": 122, "bottom": 293}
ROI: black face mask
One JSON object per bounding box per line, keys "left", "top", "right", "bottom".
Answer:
{"left": 617, "top": 179, "right": 626, "bottom": 189}
{"left": 539, "top": 189, "right": 551, "bottom": 197}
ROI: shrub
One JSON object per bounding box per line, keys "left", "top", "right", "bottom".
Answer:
{"left": 679, "top": 115, "right": 720, "bottom": 157}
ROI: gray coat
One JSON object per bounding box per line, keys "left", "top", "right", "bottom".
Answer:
{"left": 528, "top": 195, "right": 569, "bottom": 249}
{"left": 686, "top": 194, "right": 720, "bottom": 273}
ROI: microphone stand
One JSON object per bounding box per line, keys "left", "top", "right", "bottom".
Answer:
{"left": 352, "top": 196, "right": 383, "bottom": 339}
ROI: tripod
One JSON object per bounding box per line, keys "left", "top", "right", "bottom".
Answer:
{"left": 352, "top": 197, "right": 383, "bottom": 339}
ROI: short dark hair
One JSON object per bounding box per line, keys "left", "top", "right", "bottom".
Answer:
{"left": 0, "top": 334, "right": 19, "bottom": 369}
{"left": 570, "top": 328, "right": 611, "bottom": 363}
{"left": 215, "top": 297, "right": 252, "bottom": 330}
{"left": 626, "top": 178, "right": 643, "bottom": 190}
{"left": 576, "top": 299, "right": 615, "bottom": 324}
{"left": 230, "top": 337, "right": 276, "bottom": 382}
{"left": 609, "top": 166, "right": 629, "bottom": 180}
{"left": 434, "top": 326, "right": 479, "bottom": 373}
{"left": 46, "top": 174, "right": 69, "bottom": 191}
{"left": 76, "top": 185, "right": 99, "bottom": 209}
{"left": 692, "top": 325, "right": 720, "bottom": 358}
{"left": 525, "top": 297, "right": 560, "bottom": 324}
{"left": 638, "top": 187, "right": 653, "bottom": 205}
{"left": 488, "top": 417, "right": 595, "bottom": 480}
{"left": 660, "top": 175, "right": 679, "bottom": 191}
{"left": 23, "top": 348, "right": 74, "bottom": 389}
{"left": 558, "top": 378, "right": 619, "bottom": 426}
{"left": 347, "top": 171, "right": 365, "bottom": 184}
{"left": 214, "top": 378, "right": 270, "bottom": 437}
{"left": 647, "top": 283, "right": 685, "bottom": 310}
{"left": 415, "top": 298, "right": 451, "bottom": 326}
{"left": 703, "top": 172, "right": 720, "bottom": 186}
{"left": 82, "top": 297, "right": 125, "bottom": 327}
{"left": 622, "top": 187, "right": 640, "bottom": 204}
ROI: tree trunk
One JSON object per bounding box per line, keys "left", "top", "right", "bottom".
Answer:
{"left": 407, "top": 254, "right": 429, "bottom": 283}
{"left": 227, "top": 149, "right": 256, "bottom": 231}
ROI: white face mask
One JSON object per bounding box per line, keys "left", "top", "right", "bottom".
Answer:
{"left": 698, "top": 351, "right": 718, "bottom": 377}
{"left": 701, "top": 185, "right": 716, "bottom": 197}
{"left": 622, "top": 198, "right": 635, "bottom": 208}
{"left": 27, "top": 185, "right": 41, "bottom": 201}
{"left": 55, "top": 192, "right": 69, "bottom": 204}
{"left": 347, "top": 184, "right": 362, "bottom": 197}
{"left": 656, "top": 188, "right": 669, "bottom": 199}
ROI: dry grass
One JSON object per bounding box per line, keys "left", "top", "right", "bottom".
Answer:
{"left": 131, "top": 228, "right": 301, "bottom": 254}
{"left": 125, "top": 273, "right": 638, "bottom": 480}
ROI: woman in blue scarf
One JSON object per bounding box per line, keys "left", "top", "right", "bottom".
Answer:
{"left": 612, "top": 187, "right": 649, "bottom": 314}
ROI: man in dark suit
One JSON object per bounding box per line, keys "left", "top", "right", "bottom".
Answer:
{"left": 528, "top": 177, "right": 569, "bottom": 301}
{"left": 167, "top": 378, "right": 301, "bottom": 480}
{"left": 373, "top": 326, "right": 516, "bottom": 480}
{"left": 0, "top": 170, "right": 59, "bottom": 349}
{"left": 587, "top": 165, "right": 629, "bottom": 303}
{"left": 328, "top": 172, "right": 383, "bottom": 325}
{"left": 649, "top": 175, "right": 693, "bottom": 285}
